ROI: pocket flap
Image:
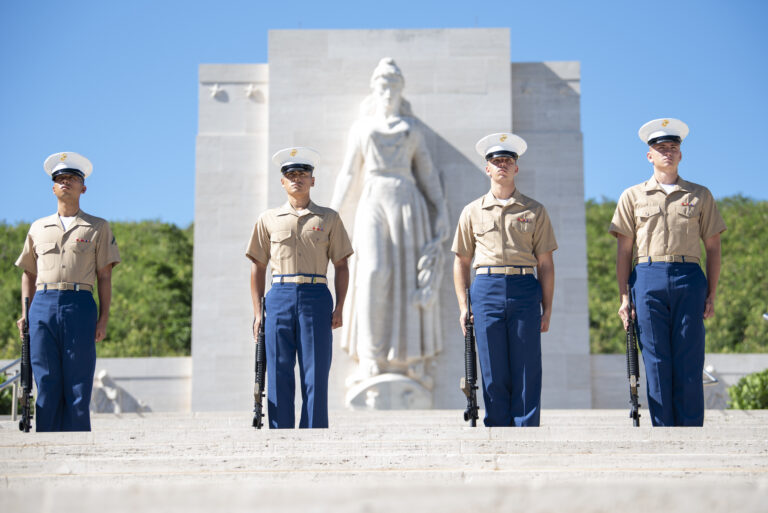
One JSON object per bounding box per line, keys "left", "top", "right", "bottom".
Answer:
{"left": 35, "top": 242, "right": 57, "bottom": 255}
{"left": 473, "top": 222, "right": 494, "bottom": 235}
{"left": 635, "top": 205, "right": 662, "bottom": 218}
{"left": 675, "top": 205, "right": 697, "bottom": 217}
{"left": 270, "top": 230, "right": 292, "bottom": 243}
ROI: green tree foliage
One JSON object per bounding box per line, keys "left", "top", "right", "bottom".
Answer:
{"left": 0, "top": 222, "right": 30, "bottom": 359}
{"left": 728, "top": 368, "right": 768, "bottom": 409}
{"left": 704, "top": 196, "right": 768, "bottom": 353}
{"left": 100, "top": 221, "right": 193, "bottom": 356}
{"left": 586, "top": 199, "right": 624, "bottom": 353}
{"left": 0, "top": 221, "right": 193, "bottom": 359}
{"left": 587, "top": 196, "right": 768, "bottom": 353}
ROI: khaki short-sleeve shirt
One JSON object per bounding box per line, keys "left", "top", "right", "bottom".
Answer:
{"left": 609, "top": 175, "right": 726, "bottom": 258}
{"left": 452, "top": 190, "right": 558, "bottom": 268}
{"left": 246, "top": 201, "right": 353, "bottom": 275}
{"left": 15, "top": 211, "right": 121, "bottom": 287}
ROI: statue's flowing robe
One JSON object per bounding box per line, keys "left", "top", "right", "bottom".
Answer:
{"left": 340, "top": 116, "right": 442, "bottom": 369}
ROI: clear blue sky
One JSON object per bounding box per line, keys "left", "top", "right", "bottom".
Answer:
{"left": 1, "top": 0, "right": 766, "bottom": 226}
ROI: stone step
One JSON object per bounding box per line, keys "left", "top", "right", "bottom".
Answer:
{"left": 2, "top": 410, "right": 767, "bottom": 511}
{"left": 2, "top": 480, "right": 767, "bottom": 513}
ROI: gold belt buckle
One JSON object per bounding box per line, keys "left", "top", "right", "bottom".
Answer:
{"left": 665, "top": 255, "right": 675, "bottom": 263}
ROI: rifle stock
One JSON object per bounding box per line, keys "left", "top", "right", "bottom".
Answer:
{"left": 19, "top": 297, "right": 33, "bottom": 433}
{"left": 625, "top": 291, "right": 641, "bottom": 427}
{"left": 460, "top": 289, "right": 479, "bottom": 427}
{"left": 252, "top": 297, "right": 266, "bottom": 429}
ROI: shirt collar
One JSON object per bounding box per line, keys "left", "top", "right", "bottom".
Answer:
{"left": 644, "top": 174, "right": 692, "bottom": 193}
{"left": 43, "top": 210, "right": 92, "bottom": 229}
{"left": 277, "top": 200, "right": 321, "bottom": 216}
{"left": 42, "top": 213, "right": 62, "bottom": 227}
{"left": 481, "top": 189, "right": 526, "bottom": 209}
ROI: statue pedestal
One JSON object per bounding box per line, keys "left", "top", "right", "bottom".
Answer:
{"left": 346, "top": 373, "right": 432, "bottom": 410}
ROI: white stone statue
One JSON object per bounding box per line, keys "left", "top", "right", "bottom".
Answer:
{"left": 330, "top": 58, "right": 449, "bottom": 403}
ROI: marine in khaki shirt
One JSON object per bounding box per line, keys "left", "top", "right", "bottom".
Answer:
{"left": 246, "top": 147, "right": 352, "bottom": 429}
{"left": 452, "top": 133, "right": 557, "bottom": 427}
{"left": 16, "top": 211, "right": 120, "bottom": 290}
{"left": 609, "top": 175, "right": 726, "bottom": 262}
{"left": 609, "top": 118, "right": 726, "bottom": 427}
{"left": 453, "top": 189, "right": 558, "bottom": 269}
{"left": 246, "top": 201, "right": 352, "bottom": 277}
{"left": 15, "top": 152, "right": 120, "bottom": 432}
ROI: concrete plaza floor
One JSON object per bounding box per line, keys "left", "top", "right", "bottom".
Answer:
{"left": 1, "top": 409, "right": 767, "bottom": 512}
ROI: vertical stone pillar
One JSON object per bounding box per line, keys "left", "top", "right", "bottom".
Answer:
{"left": 192, "top": 65, "right": 269, "bottom": 411}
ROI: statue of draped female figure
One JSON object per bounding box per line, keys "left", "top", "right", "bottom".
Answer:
{"left": 330, "top": 58, "right": 449, "bottom": 407}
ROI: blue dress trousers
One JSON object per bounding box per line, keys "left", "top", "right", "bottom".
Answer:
{"left": 265, "top": 278, "right": 334, "bottom": 429}
{"left": 471, "top": 273, "right": 543, "bottom": 427}
{"left": 631, "top": 261, "right": 708, "bottom": 426}
{"left": 29, "top": 289, "right": 97, "bottom": 432}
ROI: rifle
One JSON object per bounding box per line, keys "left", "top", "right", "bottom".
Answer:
{"left": 625, "top": 291, "right": 641, "bottom": 427}
{"left": 460, "top": 289, "right": 479, "bottom": 427}
{"left": 19, "top": 297, "right": 33, "bottom": 432}
{"left": 252, "top": 297, "right": 266, "bottom": 429}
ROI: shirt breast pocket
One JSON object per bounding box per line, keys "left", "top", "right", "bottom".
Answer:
{"left": 473, "top": 221, "right": 495, "bottom": 247}
{"left": 512, "top": 216, "right": 535, "bottom": 233}
{"left": 672, "top": 204, "right": 699, "bottom": 235}
{"left": 303, "top": 228, "right": 329, "bottom": 250}
{"left": 67, "top": 242, "right": 93, "bottom": 254}
{"left": 35, "top": 242, "right": 58, "bottom": 271}
{"left": 270, "top": 230, "right": 294, "bottom": 261}
{"left": 635, "top": 205, "right": 662, "bottom": 226}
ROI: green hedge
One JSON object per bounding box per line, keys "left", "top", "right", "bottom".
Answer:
{"left": 728, "top": 368, "right": 768, "bottom": 409}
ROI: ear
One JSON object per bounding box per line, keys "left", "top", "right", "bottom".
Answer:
{"left": 646, "top": 150, "right": 653, "bottom": 163}
{"left": 81, "top": 184, "right": 87, "bottom": 194}
{"left": 513, "top": 163, "right": 519, "bottom": 176}
{"left": 310, "top": 176, "right": 315, "bottom": 187}
{"left": 484, "top": 163, "right": 492, "bottom": 178}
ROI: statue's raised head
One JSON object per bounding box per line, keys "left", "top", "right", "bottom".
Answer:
{"left": 370, "top": 57, "right": 405, "bottom": 89}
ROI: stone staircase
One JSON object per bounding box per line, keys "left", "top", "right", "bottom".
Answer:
{"left": 2, "top": 409, "right": 767, "bottom": 512}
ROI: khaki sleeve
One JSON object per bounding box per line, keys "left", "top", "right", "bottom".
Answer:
{"left": 14, "top": 231, "right": 37, "bottom": 275}
{"left": 699, "top": 188, "right": 727, "bottom": 240}
{"left": 533, "top": 206, "right": 558, "bottom": 256}
{"left": 328, "top": 212, "right": 354, "bottom": 264}
{"left": 609, "top": 190, "right": 635, "bottom": 239}
{"left": 246, "top": 217, "right": 270, "bottom": 265}
{"left": 97, "top": 221, "right": 121, "bottom": 270}
{"left": 451, "top": 206, "right": 475, "bottom": 258}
